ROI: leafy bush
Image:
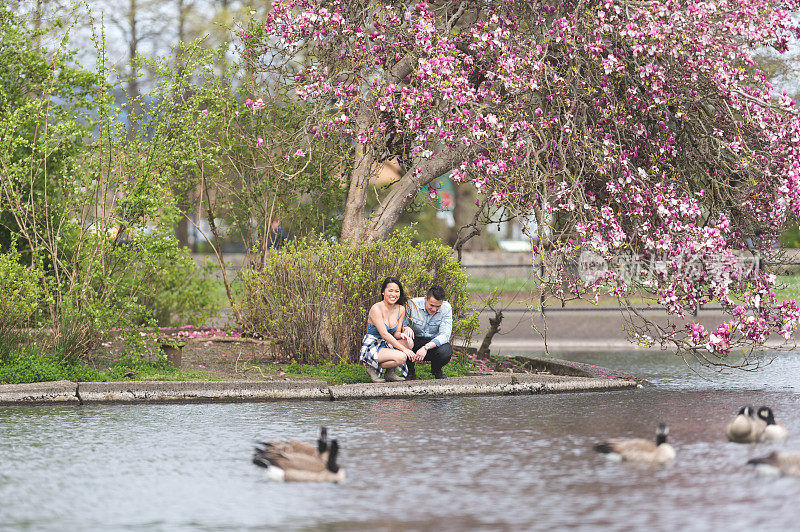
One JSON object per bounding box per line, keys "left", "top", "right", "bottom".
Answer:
{"left": 0, "top": 346, "right": 104, "bottom": 384}
{"left": 0, "top": 246, "right": 44, "bottom": 363}
{"left": 0, "top": 247, "right": 43, "bottom": 332}
{"left": 133, "top": 244, "right": 220, "bottom": 327}
{"left": 0, "top": 348, "right": 212, "bottom": 384}
{"left": 240, "top": 228, "right": 479, "bottom": 363}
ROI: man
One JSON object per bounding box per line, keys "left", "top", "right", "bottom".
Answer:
{"left": 404, "top": 285, "right": 452, "bottom": 379}
{"left": 267, "top": 218, "right": 289, "bottom": 249}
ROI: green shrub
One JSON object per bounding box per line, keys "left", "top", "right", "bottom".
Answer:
{"left": 0, "top": 349, "right": 210, "bottom": 384}
{"left": 135, "top": 246, "right": 219, "bottom": 327}
{"left": 240, "top": 228, "right": 479, "bottom": 364}
{"left": 0, "top": 247, "right": 43, "bottom": 331}
{"left": 0, "top": 247, "right": 44, "bottom": 362}
{"left": 0, "top": 346, "right": 104, "bottom": 384}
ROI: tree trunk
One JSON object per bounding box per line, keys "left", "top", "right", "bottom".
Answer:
{"left": 339, "top": 121, "right": 376, "bottom": 242}
{"left": 362, "top": 155, "right": 454, "bottom": 241}
{"left": 477, "top": 309, "right": 503, "bottom": 359}
{"left": 340, "top": 52, "right": 421, "bottom": 242}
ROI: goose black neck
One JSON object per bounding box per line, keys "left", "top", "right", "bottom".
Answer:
{"left": 656, "top": 433, "right": 667, "bottom": 446}
{"left": 318, "top": 427, "right": 329, "bottom": 453}
{"left": 326, "top": 440, "right": 339, "bottom": 473}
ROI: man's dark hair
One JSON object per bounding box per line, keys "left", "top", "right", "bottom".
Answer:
{"left": 427, "top": 285, "right": 446, "bottom": 301}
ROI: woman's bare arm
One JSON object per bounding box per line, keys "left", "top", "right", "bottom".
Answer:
{"left": 369, "top": 304, "right": 410, "bottom": 352}
{"left": 393, "top": 307, "right": 406, "bottom": 339}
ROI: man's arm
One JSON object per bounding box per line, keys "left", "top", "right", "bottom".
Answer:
{"left": 405, "top": 298, "right": 421, "bottom": 332}
{"left": 431, "top": 303, "right": 452, "bottom": 347}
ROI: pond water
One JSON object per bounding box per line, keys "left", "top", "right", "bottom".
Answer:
{"left": 1, "top": 350, "right": 799, "bottom": 531}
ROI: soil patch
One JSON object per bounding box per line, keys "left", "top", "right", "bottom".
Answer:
{"left": 89, "top": 327, "right": 290, "bottom": 381}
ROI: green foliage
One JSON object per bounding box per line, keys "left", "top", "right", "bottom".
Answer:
{"left": 129, "top": 241, "right": 220, "bottom": 327}
{"left": 145, "top": 42, "right": 347, "bottom": 262}
{"left": 0, "top": 5, "right": 100, "bottom": 254}
{"left": 0, "top": 348, "right": 213, "bottom": 385}
{"left": 413, "top": 360, "right": 474, "bottom": 379}
{"left": 0, "top": 17, "right": 226, "bottom": 359}
{"left": 241, "top": 227, "right": 479, "bottom": 364}
{"left": 284, "top": 359, "right": 475, "bottom": 384}
{"left": 285, "top": 362, "right": 372, "bottom": 384}
{"left": 0, "top": 246, "right": 44, "bottom": 331}
{"left": 0, "top": 345, "right": 103, "bottom": 384}
{"left": 779, "top": 226, "right": 800, "bottom": 248}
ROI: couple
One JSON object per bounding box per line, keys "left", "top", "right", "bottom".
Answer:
{"left": 359, "top": 277, "right": 453, "bottom": 383}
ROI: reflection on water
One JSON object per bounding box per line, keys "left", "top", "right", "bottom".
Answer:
{"left": 1, "top": 351, "right": 799, "bottom": 531}
{"left": 556, "top": 349, "right": 800, "bottom": 391}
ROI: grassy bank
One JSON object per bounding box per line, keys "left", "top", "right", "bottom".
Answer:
{"left": 0, "top": 348, "right": 214, "bottom": 385}
{"left": 0, "top": 344, "right": 478, "bottom": 385}
{"left": 282, "top": 360, "right": 475, "bottom": 384}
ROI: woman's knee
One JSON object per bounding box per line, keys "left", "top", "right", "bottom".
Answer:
{"left": 379, "top": 350, "right": 406, "bottom": 367}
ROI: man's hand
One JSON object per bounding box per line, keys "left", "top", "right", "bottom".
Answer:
{"left": 412, "top": 346, "right": 428, "bottom": 362}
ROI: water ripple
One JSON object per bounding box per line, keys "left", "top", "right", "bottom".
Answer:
{"left": 2, "top": 352, "right": 800, "bottom": 530}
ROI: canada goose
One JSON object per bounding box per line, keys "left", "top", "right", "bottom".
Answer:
{"left": 258, "top": 426, "right": 328, "bottom": 456}
{"left": 747, "top": 451, "right": 800, "bottom": 478}
{"left": 756, "top": 407, "right": 789, "bottom": 442}
{"left": 725, "top": 406, "right": 764, "bottom": 443}
{"left": 253, "top": 439, "right": 345, "bottom": 483}
{"left": 593, "top": 423, "right": 676, "bottom": 464}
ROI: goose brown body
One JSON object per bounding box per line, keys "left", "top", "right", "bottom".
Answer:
{"left": 747, "top": 451, "right": 800, "bottom": 478}
{"left": 257, "top": 448, "right": 330, "bottom": 473}
{"left": 253, "top": 429, "right": 344, "bottom": 483}
{"left": 594, "top": 424, "right": 675, "bottom": 464}
{"left": 725, "top": 406, "right": 764, "bottom": 443}
{"left": 755, "top": 407, "right": 789, "bottom": 443}
{"left": 259, "top": 427, "right": 328, "bottom": 456}
{"left": 261, "top": 439, "right": 319, "bottom": 456}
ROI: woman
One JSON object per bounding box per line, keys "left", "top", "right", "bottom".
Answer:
{"left": 360, "top": 277, "right": 415, "bottom": 382}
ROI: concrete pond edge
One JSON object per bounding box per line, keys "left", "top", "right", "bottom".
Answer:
{"left": 0, "top": 372, "right": 638, "bottom": 405}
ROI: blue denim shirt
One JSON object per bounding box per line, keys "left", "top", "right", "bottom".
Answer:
{"left": 405, "top": 297, "right": 452, "bottom": 347}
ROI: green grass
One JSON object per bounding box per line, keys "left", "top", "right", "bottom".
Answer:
{"left": 209, "top": 276, "right": 245, "bottom": 309}
{"left": 0, "top": 346, "right": 214, "bottom": 385}
{"left": 283, "top": 360, "right": 476, "bottom": 384}
{"left": 0, "top": 340, "right": 477, "bottom": 385}
{"left": 775, "top": 275, "right": 800, "bottom": 302}
{"left": 466, "top": 276, "right": 536, "bottom": 294}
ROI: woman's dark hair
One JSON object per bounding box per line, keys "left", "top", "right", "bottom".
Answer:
{"left": 380, "top": 276, "right": 407, "bottom": 306}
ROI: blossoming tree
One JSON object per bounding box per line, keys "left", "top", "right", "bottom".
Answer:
{"left": 247, "top": 0, "right": 800, "bottom": 367}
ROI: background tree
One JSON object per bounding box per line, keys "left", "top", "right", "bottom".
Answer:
{"left": 0, "top": 6, "right": 219, "bottom": 360}
{"left": 147, "top": 43, "right": 345, "bottom": 320}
